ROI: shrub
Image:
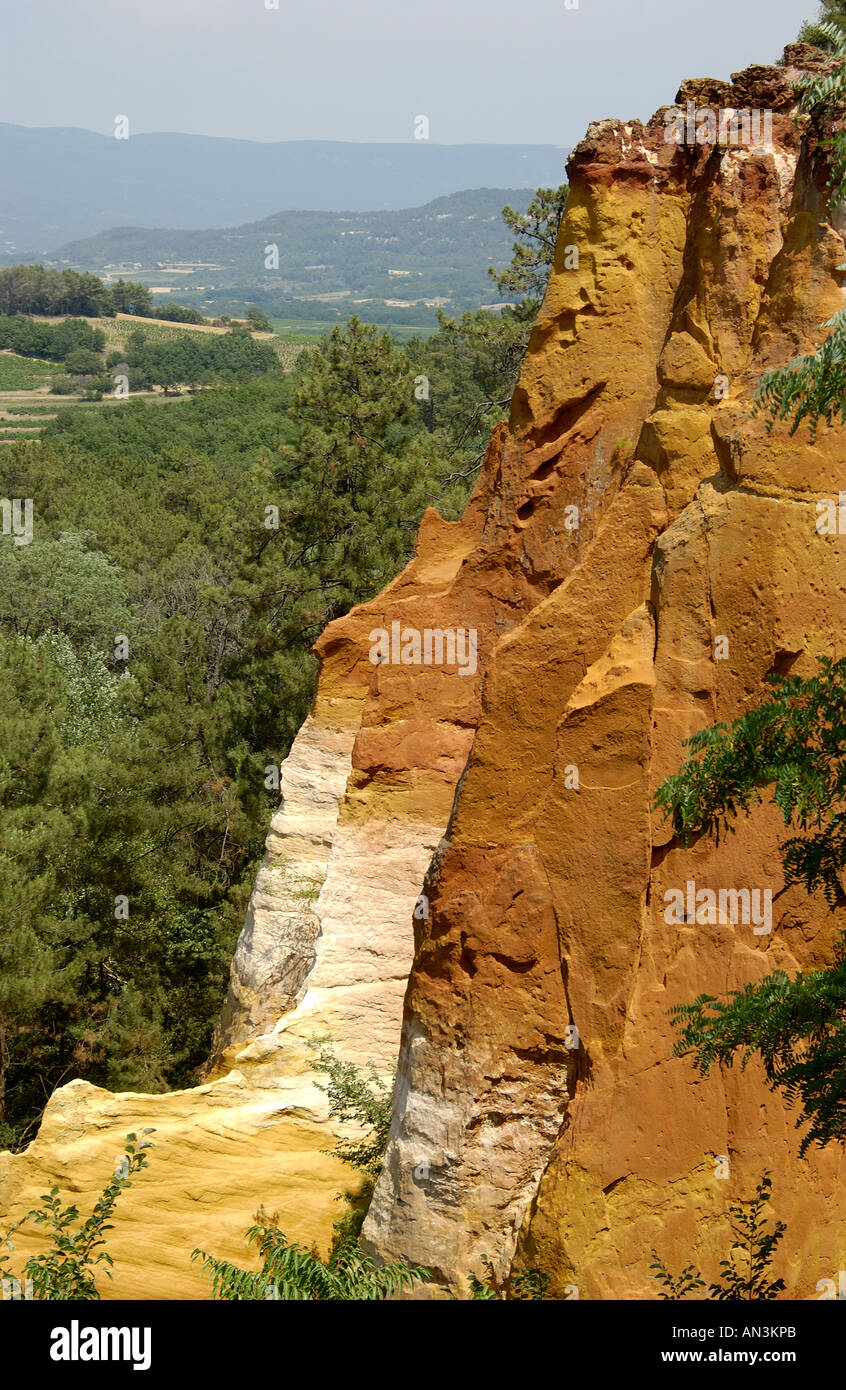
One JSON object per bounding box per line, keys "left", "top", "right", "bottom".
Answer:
{"left": 0, "top": 1130, "right": 154, "bottom": 1300}
{"left": 192, "top": 1221, "right": 430, "bottom": 1301}
{"left": 650, "top": 1174, "right": 787, "bottom": 1301}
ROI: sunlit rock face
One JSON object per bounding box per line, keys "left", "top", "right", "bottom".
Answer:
{"left": 362, "top": 49, "right": 846, "bottom": 1295}
{"left": 3, "top": 45, "right": 846, "bottom": 1301}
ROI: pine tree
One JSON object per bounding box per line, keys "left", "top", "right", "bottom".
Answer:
{"left": 487, "top": 185, "right": 569, "bottom": 302}
{"left": 410, "top": 301, "right": 538, "bottom": 475}
{"left": 273, "top": 317, "right": 451, "bottom": 637}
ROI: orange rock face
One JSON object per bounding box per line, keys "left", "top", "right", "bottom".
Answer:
{"left": 362, "top": 51, "right": 846, "bottom": 1295}
{"left": 4, "top": 47, "right": 846, "bottom": 1302}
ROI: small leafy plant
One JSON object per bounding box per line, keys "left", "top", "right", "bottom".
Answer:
{"left": 0, "top": 1129, "right": 154, "bottom": 1300}
{"left": 469, "top": 1255, "right": 501, "bottom": 1300}
{"left": 311, "top": 1039, "right": 394, "bottom": 1243}
{"left": 312, "top": 1040, "right": 393, "bottom": 1179}
{"left": 468, "top": 1254, "right": 552, "bottom": 1300}
{"left": 511, "top": 1267, "right": 552, "bottom": 1300}
{"left": 650, "top": 1173, "right": 787, "bottom": 1301}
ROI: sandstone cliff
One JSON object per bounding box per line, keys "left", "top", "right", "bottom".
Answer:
{"left": 362, "top": 47, "right": 846, "bottom": 1296}
{"left": 2, "top": 45, "right": 846, "bottom": 1300}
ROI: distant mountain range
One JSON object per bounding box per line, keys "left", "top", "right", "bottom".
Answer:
{"left": 48, "top": 189, "right": 535, "bottom": 321}
{"left": 0, "top": 123, "right": 568, "bottom": 254}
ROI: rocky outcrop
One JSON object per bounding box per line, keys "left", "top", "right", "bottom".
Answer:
{"left": 362, "top": 52, "right": 846, "bottom": 1294}
{"left": 3, "top": 47, "right": 846, "bottom": 1300}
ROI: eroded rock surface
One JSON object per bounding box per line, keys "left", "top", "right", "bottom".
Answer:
{"left": 3, "top": 48, "right": 846, "bottom": 1299}
{"left": 362, "top": 52, "right": 846, "bottom": 1295}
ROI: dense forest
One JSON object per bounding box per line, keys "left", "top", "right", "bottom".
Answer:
{"left": 0, "top": 178, "right": 566, "bottom": 1147}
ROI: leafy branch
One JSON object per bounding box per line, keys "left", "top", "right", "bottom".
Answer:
{"left": 0, "top": 1129, "right": 154, "bottom": 1299}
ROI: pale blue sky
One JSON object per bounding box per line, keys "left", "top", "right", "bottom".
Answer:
{"left": 1, "top": 0, "right": 819, "bottom": 145}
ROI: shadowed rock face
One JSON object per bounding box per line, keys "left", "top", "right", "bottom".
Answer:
{"left": 3, "top": 47, "right": 846, "bottom": 1301}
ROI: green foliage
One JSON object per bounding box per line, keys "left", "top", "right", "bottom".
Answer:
{"left": 0, "top": 616, "right": 248, "bottom": 1137}
{"left": 655, "top": 656, "right": 846, "bottom": 1152}
{"left": 488, "top": 185, "right": 569, "bottom": 301}
{"left": 48, "top": 376, "right": 79, "bottom": 396}
{"left": 109, "top": 280, "right": 153, "bottom": 316}
{"left": 755, "top": 23, "right": 846, "bottom": 434}
{"left": 326, "top": 1196, "right": 370, "bottom": 1246}
{"left": 245, "top": 306, "right": 273, "bottom": 332}
{"left": 119, "top": 325, "right": 278, "bottom": 390}
{"left": 409, "top": 302, "right": 537, "bottom": 477}
{"left": 668, "top": 953, "right": 846, "bottom": 1156}
{"left": 311, "top": 1040, "right": 394, "bottom": 1248}
{"left": 0, "top": 531, "right": 129, "bottom": 643}
{"left": 469, "top": 1257, "right": 502, "bottom": 1299}
{"left": 0, "top": 266, "right": 113, "bottom": 317}
{"left": 651, "top": 1174, "right": 787, "bottom": 1301}
{"left": 511, "top": 1267, "right": 552, "bottom": 1300}
{"left": 795, "top": 23, "right": 846, "bottom": 213}
{"left": 0, "top": 317, "right": 471, "bottom": 1147}
{"left": 654, "top": 656, "right": 846, "bottom": 903}
{"left": 151, "top": 302, "right": 208, "bottom": 325}
{"left": 0, "top": 264, "right": 196, "bottom": 323}
{"left": 42, "top": 372, "right": 297, "bottom": 460}
{"left": 0, "top": 1130, "right": 154, "bottom": 1299}
{"left": 274, "top": 318, "right": 454, "bottom": 636}
{"left": 64, "top": 349, "right": 105, "bottom": 379}
{"left": 650, "top": 1258, "right": 706, "bottom": 1300}
{"left": 799, "top": 2, "right": 846, "bottom": 50}
{"left": 754, "top": 302, "right": 846, "bottom": 439}
{"left": 467, "top": 1254, "right": 551, "bottom": 1300}
{"left": 0, "top": 314, "right": 105, "bottom": 362}
{"left": 192, "top": 1221, "right": 430, "bottom": 1301}
{"left": 312, "top": 1041, "right": 393, "bottom": 1179}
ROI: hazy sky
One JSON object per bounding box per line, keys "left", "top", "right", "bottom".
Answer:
{"left": 2, "top": 0, "right": 818, "bottom": 145}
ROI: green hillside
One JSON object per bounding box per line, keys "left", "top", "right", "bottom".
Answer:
{"left": 49, "top": 189, "right": 534, "bottom": 327}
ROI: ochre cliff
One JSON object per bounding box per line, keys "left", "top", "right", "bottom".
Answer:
{"left": 2, "top": 45, "right": 846, "bottom": 1299}
{"left": 362, "top": 47, "right": 846, "bottom": 1295}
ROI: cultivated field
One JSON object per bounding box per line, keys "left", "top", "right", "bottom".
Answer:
{"left": 94, "top": 314, "right": 312, "bottom": 371}
{"left": 0, "top": 316, "right": 317, "bottom": 441}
